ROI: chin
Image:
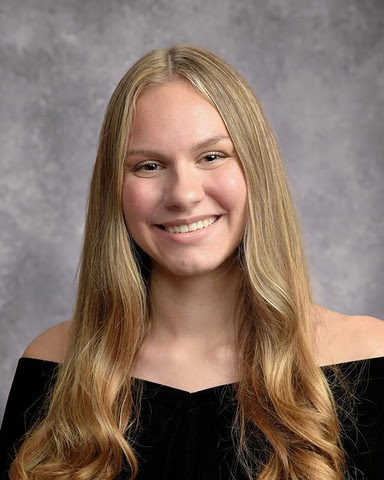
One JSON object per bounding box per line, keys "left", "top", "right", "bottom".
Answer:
{"left": 158, "top": 263, "right": 213, "bottom": 278}
{"left": 153, "top": 255, "right": 237, "bottom": 279}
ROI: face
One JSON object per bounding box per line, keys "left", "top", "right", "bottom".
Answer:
{"left": 122, "top": 79, "right": 247, "bottom": 278}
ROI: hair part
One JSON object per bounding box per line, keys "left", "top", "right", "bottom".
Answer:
{"left": 11, "top": 44, "right": 345, "bottom": 479}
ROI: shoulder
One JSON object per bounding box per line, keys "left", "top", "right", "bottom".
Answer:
{"left": 22, "top": 320, "right": 72, "bottom": 363}
{"left": 311, "top": 303, "right": 384, "bottom": 366}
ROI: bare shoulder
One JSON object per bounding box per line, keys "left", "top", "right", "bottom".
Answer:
{"left": 311, "top": 303, "right": 384, "bottom": 366}
{"left": 22, "top": 320, "right": 72, "bottom": 363}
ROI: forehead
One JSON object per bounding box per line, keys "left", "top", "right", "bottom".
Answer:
{"left": 129, "top": 80, "right": 230, "bottom": 150}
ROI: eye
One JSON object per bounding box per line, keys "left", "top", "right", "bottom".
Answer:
{"left": 135, "top": 162, "right": 160, "bottom": 171}
{"left": 201, "top": 152, "right": 227, "bottom": 163}
{"left": 130, "top": 161, "right": 164, "bottom": 174}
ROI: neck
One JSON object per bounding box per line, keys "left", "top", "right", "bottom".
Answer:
{"left": 147, "top": 261, "right": 242, "bottom": 352}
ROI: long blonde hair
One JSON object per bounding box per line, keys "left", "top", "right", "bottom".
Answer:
{"left": 10, "top": 44, "right": 345, "bottom": 479}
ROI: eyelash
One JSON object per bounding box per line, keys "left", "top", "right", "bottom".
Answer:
{"left": 131, "top": 162, "right": 161, "bottom": 172}
{"left": 201, "top": 152, "right": 226, "bottom": 162}
{"left": 131, "top": 152, "right": 227, "bottom": 172}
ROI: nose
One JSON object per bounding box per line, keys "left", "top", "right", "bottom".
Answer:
{"left": 163, "top": 167, "right": 204, "bottom": 210}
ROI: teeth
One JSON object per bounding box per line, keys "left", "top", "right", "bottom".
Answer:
{"left": 165, "top": 216, "right": 218, "bottom": 234}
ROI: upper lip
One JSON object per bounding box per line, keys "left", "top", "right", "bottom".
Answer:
{"left": 156, "top": 215, "right": 222, "bottom": 228}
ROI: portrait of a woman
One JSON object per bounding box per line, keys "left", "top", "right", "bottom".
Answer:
{"left": 1, "top": 44, "right": 384, "bottom": 480}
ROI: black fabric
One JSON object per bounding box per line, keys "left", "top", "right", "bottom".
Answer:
{"left": 1, "top": 356, "right": 384, "bottom": 479}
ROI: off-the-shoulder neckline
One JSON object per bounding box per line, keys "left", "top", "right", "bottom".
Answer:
{"left": 17, "top": 355, "right": 384, "bottom": 396}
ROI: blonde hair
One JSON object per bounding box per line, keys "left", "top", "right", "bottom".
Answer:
{"left": 10, "top": 44, "right": 345, "bottom": 479}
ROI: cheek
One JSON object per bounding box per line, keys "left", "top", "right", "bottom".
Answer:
{"left": 122, "top": 181, "right": 160, "bottom": 229}
{"left": 213, "top": 169, "right": 248, "bottom": 213}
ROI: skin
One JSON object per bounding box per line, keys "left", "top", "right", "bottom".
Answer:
{"left": 22, "top": 81, "right": 384, "bottom": 393}
{"left": 122, "top": 80, "right": 247, "bottom": 389}
{"left": 123, "top": 79, "right": 247, "bottom": 279}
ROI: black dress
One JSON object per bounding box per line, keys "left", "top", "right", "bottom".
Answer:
{"left": 1, "top": 356, "right": 384, "bottom": 479}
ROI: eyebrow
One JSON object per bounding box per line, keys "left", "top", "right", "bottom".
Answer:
{"left": 126, "top": 135, "right": 232, "bottom": 158}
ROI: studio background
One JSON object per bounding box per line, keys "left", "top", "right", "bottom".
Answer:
{"left": 1, "top": 0, "right": 383, "bottom": 421}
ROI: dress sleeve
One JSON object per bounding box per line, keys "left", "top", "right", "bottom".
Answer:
{"left": 0, "top": 358, "right": 58, "bottom": 480}
{"left": 335, "top": 357, "right": 384, "bottom": 479}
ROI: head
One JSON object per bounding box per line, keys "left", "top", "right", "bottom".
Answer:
{"left": 89, "top": 43, "right": 297, "bottom": 293}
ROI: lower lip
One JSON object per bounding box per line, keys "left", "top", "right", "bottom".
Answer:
{"left": 155, "top": 218, "right": 221, "bottom": 243}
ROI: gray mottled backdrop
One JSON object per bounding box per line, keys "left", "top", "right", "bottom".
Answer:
{"left": 1, "top": 0, "right": 383, "bottom": 420}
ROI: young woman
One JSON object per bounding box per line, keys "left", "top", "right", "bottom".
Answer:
{"left": 1, "top": 44, "right": 384, "bottom": 480}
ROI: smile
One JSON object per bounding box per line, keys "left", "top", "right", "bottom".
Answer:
{"left": 162, "top": 216, "right": 218, "bottom": 234}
